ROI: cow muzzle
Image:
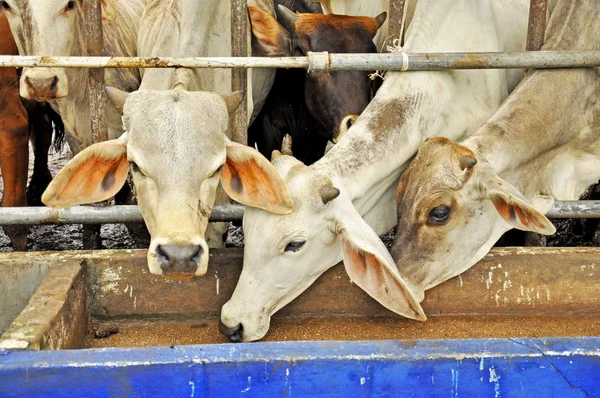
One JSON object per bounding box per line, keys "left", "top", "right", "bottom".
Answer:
{"left": 155, "top": 244, "right": 204, "bottom": 280}
{"left": 20, "top": 68, "right": 69, "bottom": 100}
{"left": 218, "top": 320, "right": 243, "bottom": 342}
{"left": 147, "top": 236, "right": 209, "bottom": 279}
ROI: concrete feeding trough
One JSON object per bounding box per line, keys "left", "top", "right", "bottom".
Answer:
{"left": 0, "top": 247, "right": 599, "bottom": 395}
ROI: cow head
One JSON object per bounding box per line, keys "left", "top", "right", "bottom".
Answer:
{"left": 42, "top": 89, "right": 293, "bottom": 280}
{"left": 248, "top": 5, "right": 386, "bottom": 142}
{"left": 1, "top": 0, "right": 115, "bottom": 100}
{"left": 391, "top": 137, "right": 556, "bottom": 299}
{"left": 219, "top": 154, "right": 425, "bottom": 342}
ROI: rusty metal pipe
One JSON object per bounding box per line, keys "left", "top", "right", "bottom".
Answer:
{"left": 526, "top": 0, "right": 548, "bottom": 52}
{"left": 230, "top": 0, "right": 248, "bottom": 144}
{"left": 1, "top": 51, "right": 600, "bottom": 71}
{"left": 0, "top": 201, "right": 597, "bottom": 226}
{"left": 0, "top": 205, "right": 245, "bottom": 225}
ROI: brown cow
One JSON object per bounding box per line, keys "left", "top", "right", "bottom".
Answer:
{"left": 0, "top": 13, "right": 63, "bottom": 250}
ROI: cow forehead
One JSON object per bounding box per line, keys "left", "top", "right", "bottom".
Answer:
{"left": 124, "top": 90, "right": 229, "bottom": 171}
{"left": 398, "top": 140, "right": 471, "bottom": 211}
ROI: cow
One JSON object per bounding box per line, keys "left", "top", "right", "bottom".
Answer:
{"left": 248, "top": 1, "right": 386, "bottom": 164}
{"left": 41, "top": 0, "right": 293, "bottom": 280}
{"left": 374, "top": 0, "right": 600, "bottom": 307}
{"left": 219, "top": 0, "right": 531, "bottom": 342}
{"left": 0, "top": 12, "right": 64, "bottom": 250}
{"left": 2, "top": 0, "right": 144, "bottom": 154}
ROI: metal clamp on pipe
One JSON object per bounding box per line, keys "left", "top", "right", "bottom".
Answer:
{"left": 307, "top": 51, "right": 330, "bottom": 73}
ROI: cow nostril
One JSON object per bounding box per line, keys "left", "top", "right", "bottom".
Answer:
{"left": 218, "top": 320, "right": 243, "bottom": 342}
{"left": 346, "top": 117, "right": 355, "bottom": 129}
{"left": 50, "top": 76, "right": 58, "bottom": 94}
{"left": 156, "top": 244, "right": 169, "bottom": 262}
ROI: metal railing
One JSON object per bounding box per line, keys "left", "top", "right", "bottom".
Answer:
{"left": 2, "top": 51, "right": 600, "bottom": 71}
{"left": 0, "top": 201, "right": 597, "bottom": 226}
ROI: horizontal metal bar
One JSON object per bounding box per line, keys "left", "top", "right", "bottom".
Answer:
{"left": 0, "top": 204, "right": 244, "bottom": 225}
{"left": 1, "top": 51, "right": 600, "bottom": 71}
{"left": 545, "top": 200, "right": 600, "bottom": 219}
{"left": 0, "top": 201, "right": 596, "bottom": 226}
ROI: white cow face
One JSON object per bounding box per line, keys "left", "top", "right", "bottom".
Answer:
{"left": 42, "top": 89, "right": 294, "bottom": 280}
{"left": 391, "top": 137, "right": 556, "bottom": 299}
{"left": 2, "top": 0, "right": 115, "bottom": 100}
{"left": 220, "top": 155, "right": 425, "bottom": 342}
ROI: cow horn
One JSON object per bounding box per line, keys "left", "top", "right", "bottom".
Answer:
{"left": 320, "top": 186, "right": 340, "bottom": 205}
{"left": 459, "top": 155, "right": 477, "bottom": 170}
{"left": 271, "top": 150, "right": 282, "bottom": 161}
{"left": 278, "top": 5, "right": 299, "bottom": 34}
{"left": 282, "top": 134, "right": 293, "bottom": 156}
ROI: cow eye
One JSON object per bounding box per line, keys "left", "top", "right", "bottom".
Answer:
{"left": 284, "top": 240, "right": 306, "bottom": 253}
{"left": 65, "top": 1, "right": 76, "bottom": 10}
{"left": 208, "top": 166, "right": 222, "bottom": 179}
{"left": 129, "top": 162, "right": 141, "bottom": 173}
{"left": 1, "top": 1, "right": 10, "bottom": 10}
{"left": 428, "top": 206, "right": 451, "bottom": 225}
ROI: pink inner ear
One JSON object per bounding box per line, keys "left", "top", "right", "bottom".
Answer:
{"left": 43, "top": 144, "right": 129, "bottom": 207}
{"left": 491, "top": 193, "right": 555, "bottom": 234}
{"left": 221, "top": 146, "right": 293, "bottom": 214}
{"left": 340, "top": 237, "right": 426, "bottom": 321}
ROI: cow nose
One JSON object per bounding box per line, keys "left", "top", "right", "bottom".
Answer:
{"left": 218, "top": 320, "right": 243, "bottom": 342}
{"left": 156, "top": 244, "right": 202, "bottom": 276}
{"left": 24, "top": 76, "right": 59, "bottom": 100}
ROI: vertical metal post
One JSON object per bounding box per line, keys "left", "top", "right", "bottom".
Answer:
{"left": 231, "top": 0, "right": 248, "bottom": 144}
{"left": 526, "top": 0, "right": 548, "bottom": 51}
{"left": 83, "top": 0, "right": 106, "bottom": 249}
{"left": 387, "top": 0, "right": 407, "bottom": 48}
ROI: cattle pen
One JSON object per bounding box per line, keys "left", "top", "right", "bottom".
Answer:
{"left": 1, "top": 0, "right": 600, "bottom": 396}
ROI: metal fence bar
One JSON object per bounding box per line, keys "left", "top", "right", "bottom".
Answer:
{"left": 526, "top": 0, "right": 548, "bottom": 52}
{"left": 0, "top": 205, "right": 245, "bottom": 226}
{"left": 387, "top": 0, "right": 407, "bottom": 48}
{"left": 231, "top": 0, "right": 248, "bottom": 145}
{"left": 0, "top": 201, "right": 597, "bottom": 225}
{"left": 2, "top": 51, "right": 600, "bottom": 71}
{"left": 83, "top": 0, "right": 108, "bottom": 143}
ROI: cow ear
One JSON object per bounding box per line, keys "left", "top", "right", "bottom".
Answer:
{"left": 248, "top": 6, "right": 293, "bottom": 56}
{"left": 42, "top": 138, "right": 129, "bottom": 207}
{"left": 101, "top": 0, "right": 117, "bottom": 21}
{"left": 374, "top": 11, "right": 387, "bottom": 29}
{"left": 488, "top": 178, "right": 556, "bottom": 235}
{"left": 106, "top": 86, "right": 130, "bottom": 115}
{"left": 331, "top": 195, "right": 426, "bottom": 321}
{"left": 222, "top": 142, "right": 294, "bottom": 214}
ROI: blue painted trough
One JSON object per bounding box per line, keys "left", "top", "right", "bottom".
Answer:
{"left": 1, "top": 337, "right": 599, "bottom": 397}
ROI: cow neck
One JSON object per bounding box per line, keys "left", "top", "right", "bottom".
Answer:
{"left": 463, "top": 0, "right": 600, "bottom": 194}
{"left": 313, "top": 0, "right": 527, "bottom": 205}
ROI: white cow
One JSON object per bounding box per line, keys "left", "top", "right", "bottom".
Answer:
{"left": 382, "top": 0, "right": 600, "bottom": 304}
{"left": 41, "top": 0, "right": 292, "bottom": 279}
{"left": 2, "top": 0, "right": 145, "bottom": 154}
{"left": 219, "top": 0, "right": 530, "bottom": 342}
